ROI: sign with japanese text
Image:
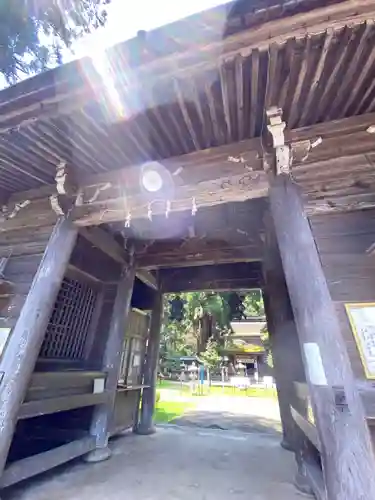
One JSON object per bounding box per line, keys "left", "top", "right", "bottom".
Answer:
{"left": 345, "top": 303, "right": 375, "bottom": 379}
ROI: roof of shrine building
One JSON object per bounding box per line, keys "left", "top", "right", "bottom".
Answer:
{"left": 0, "top": 0, "right": 375, "bottom": 218}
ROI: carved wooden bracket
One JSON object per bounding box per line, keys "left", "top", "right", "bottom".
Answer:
{"left": 50, "top": 161, "right": 79, "bottom": 217}
{"left": 266, "top": 107, "right": 291, "bottom": 175}
{"left": 291, "top": 138, "right": 323, "bottom": 164}
{"left": 1, "top": 200, "right": 31, "bottom": 222}
{"left": 266, "top": 107, "right": 323, "bottom": 175}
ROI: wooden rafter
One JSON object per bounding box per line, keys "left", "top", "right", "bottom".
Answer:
{"left": 0, "top": 5, "right": 374, "bottom": 199}
{"left": 0, "top": 0, "right": 373, "bottom": 132}
{"left": 328, "top": 21, "right": 374, "bottom": 120}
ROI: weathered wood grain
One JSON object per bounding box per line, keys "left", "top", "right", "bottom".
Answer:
{"left": 2, "top": 112, "right": 375, "bottom": 232}
{"left": 160, "top": 262, "right": 262, "bottom": 292}
{"left": 270, "top": 174, "right": 375, "bottom": 500}
{"left": 87, "top": 263, "right": 135, "bottom": 458}
{"left": 309, "top": 209, "right": 375, "bottom": 381}
{"left": 136, "top": 289, "right": 163, "bottom": 435}
{"left": 0, "top": 218, "right": 78, "bottom": 478}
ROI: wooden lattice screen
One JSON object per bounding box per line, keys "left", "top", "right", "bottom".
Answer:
{"left": 39, "top": 277, "right": 97, "bottom": 361}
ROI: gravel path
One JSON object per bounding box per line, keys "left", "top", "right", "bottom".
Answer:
{"left": 160, "top": 389, "right": 282, "bottom": 435}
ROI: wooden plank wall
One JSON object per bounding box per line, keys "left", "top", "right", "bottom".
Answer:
{"left": 0, "top": 226, "right": 123, "bottom": 369}
{"left": 0, "top": 226, "right": 54, "bottom": 330}
{"left": 310, "top": 209, "right": 375, "bottom": 380}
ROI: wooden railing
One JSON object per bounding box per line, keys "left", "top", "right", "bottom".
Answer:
{"left": 291, "top": 382, "right": 325, "bottom": 500}
{"left": 291, "top": 380, "right": 375, "bottom": 500}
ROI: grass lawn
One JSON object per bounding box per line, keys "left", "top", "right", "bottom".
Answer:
{"left": 154, "top": 400, "right": 195, "bottom": 423}
{"left": 154, "top": 380, "right": 278, "bottom": 423}
{"left": 157, "top": 380, "right": 277, "bottom": 399}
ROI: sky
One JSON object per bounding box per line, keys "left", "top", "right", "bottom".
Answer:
{"left": 69, "top": 0, "right": 229, "bottom": 60}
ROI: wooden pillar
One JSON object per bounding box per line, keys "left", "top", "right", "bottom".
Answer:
{"left": 263, "top": 216, "right": 307, "bottom": 449}
{"left": 0, "top": 218, "right": 78, "bottom": 476}
{"left": 263, "top": 215, "right": 313, "bottom": 495}
{"left": 136, "top": 290, "right": 163, "bottom": 435}
{"left": 85, "top": 262, "right": 135, "bottom": 462}
{"left": 269, "top": 173, "right": 375, "bottom": 500}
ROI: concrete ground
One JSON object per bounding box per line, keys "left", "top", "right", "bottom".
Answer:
{"left": 3, "top": 426, "right": 303, "bottom": 500}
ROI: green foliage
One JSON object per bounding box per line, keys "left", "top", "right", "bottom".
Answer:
{"left": 160, "top": 297, "right": 193, "bottom": 359}
{"left": 161, "top": 290, "right": 267, "bottom": 361}
{"left": 243, "top": 290, "right": 264, "bottom": 317}
{"left": 260, "top": 325, "right": 273, "bottom": 368}
{"left": 183, "top": 292, "right": 231, "bottom": 331}
{"left": 0, "top": 0, "right": 110, "bottom": 82}
{"left": 161, "top": 292, "right": 231, "bottom": 356}
{"left": 199, "top": 339, "right": 221, "bottom": 370}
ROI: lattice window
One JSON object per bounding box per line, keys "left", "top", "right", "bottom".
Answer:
{"left": 39, "top": 277, "right": 97, "bottom": 360}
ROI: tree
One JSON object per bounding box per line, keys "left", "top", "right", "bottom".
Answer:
{"left": 160, "top": 289, "right": 268, "bottom": 362}
{"left": 182, "top": 292, "right": 232, "bottom": 352}
{"left": 260, "top": 325, "right": 273, "bottom": 368}
{"left": 243, "top": 289, "right": 265, "bottom": 317}
{"left": 161, "top": 292, "right": 231, "bottom": 357}
{"left": 0, "top": 0, "right": 110, "bottom": 83}
{"left": 199, "top": 339, "right": 221, "bottom": 371}
{"left": 160, "top": 295, "right": 193, "bottom": 357}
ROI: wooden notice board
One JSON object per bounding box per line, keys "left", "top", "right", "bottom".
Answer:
{"left": 345, "top": 303, "right": 375, "bottom": 379}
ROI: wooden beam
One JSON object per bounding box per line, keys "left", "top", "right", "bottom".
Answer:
{"left": 79, "top": 226, "right": 128, "bottom": 264}
{"left": 86, "top": 263, "right": 135, "bottom": 462}
{"left": 0, "top": 218, "right": 78, "bottom": 477}
{"left": 160, "top": 262, "right": 262, "bottom": 292}
{"left": 296, "top": 380, "right": 375, "bottom": 421}
{"left": 73, "top": 144, "right": 266, "bottom": 226}
{"left": 2, "top": 112, "right": 375, "bottom": 233}
{"left": 290, "top": 406, "right": 320, "bottom": 452}
{"left": 0, "top": 437, "right": 95, "bottom": 489}
{"left": 4, "top": 138, "right": 266, "bottom": 231}
{"left": 136, "top": 289, "right": 163, "bottom": 435}
{"left": 19, "top": 392, "right": 108, "bottom": 420}
{"left": 162, "top": 277, "right": 260, "bottom": 293}
{"left": 136, "top": 268, "right": 158, "bottom": 290}
{"left": 131, "top": 200, "right": 266, "bottom": 269}
{"left": 137, "top": 243, "right": 262, "bottom": 269}
{"left": 269, "top": 173, "right": 375, "bottom": 500}
{"left": 263, "top": 215, "right": 309, "bottom": 451}
{"left": 262, "top": 214, "right": 317, "bottom": 496}
{"left": 79, "top": 227, "right": 157, "bottom": 289}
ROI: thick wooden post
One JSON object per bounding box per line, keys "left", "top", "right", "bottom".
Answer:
{"left": 85, "top": 263, "right": 135, "bottom": 462}
{"left": 263, "top": 215, "right": 313, "bottom": 495}
{"left": 0, "top": 218, "right": 78, "bottom": 476}
{"left": 263, "top": 216, "right": 307, "bottom": 449}
{"left": 269, "top": 173, "right": 375, "bottom": 500}
{"left": 136, "top": 290, "right": 163, "bottom": 435}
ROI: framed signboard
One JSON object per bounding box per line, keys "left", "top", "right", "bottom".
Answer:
{"left": 345, "top": 302, "right": 375, "bottom": 379}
